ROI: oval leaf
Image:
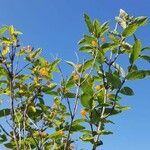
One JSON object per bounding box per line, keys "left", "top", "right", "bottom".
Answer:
{"left": 120, "top": 86, "right": 134, "bottom": 96}
{"left": 122, "top": 23, "right": 138, "bottom": 37}
{"left": 126, "top": 70, "right": 150, "bottom": 80}
{"left": 130, "top": 39, "right": 142, "bottom": 64}
{"left": 80, "top": 94, "right": 92, "bottom": 108}
{"left": 106, "top": 73, "right": 121, "bottom": 89}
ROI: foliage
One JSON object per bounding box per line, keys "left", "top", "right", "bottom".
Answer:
{"left": 0, "top": 9, "right": 149, "bottom": 150}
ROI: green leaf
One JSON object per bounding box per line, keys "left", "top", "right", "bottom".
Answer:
{"left": 78, "top": 35, "right": 96, "bottom": 45}
{"left": 97, "top": 88, "right": 105, "bottom": 103}
{"left": 130, "top": 39, "right": 142, "bottom": 64}
{"left": 0, "top": 109, "right": 10, "bottom": 118}
{"left": 26, "top": 49, "right": 41, "bottom": 62}
{"left": 122, "top": 23, "right": 138, "bottom": 37}
{"left": 38, "top": 57, "right": 47, "bottom": 66}
{"left": 64, "top": 92, "right": 76, "bottom": 98}
{"left": 97, "top": 130, "right": 113, "bottom": 135}
{"left": 0, "top": 26, "right": 8, "bottom": 35}
{"left": 93, "top": 20, "right": 109, "bottom": 38}
{"left": 135, "top": 16, "right": 148, "bottom": 27}
{"left": 101, "top": 43, "right": 118, "bottom": 52}
{"left": 120, "top": 86, "right": 134, "bottom": 96}
{"left": 104, "top": 108, "right": 122, "bottom": 116}
{"left": 96, "top": 51, "right": 105, "bottom": 63}
{"left": 119, "top": 106, "right": 131, "bottom": 111}
{"left": 50, "top": 59, "right": 60, "bottom": 72}
{"left": 83, "top": 59, "right": 93, "bottom": 70}
{"left": 81, "top": 76, "right": 94, "bottom": 95}
{"left": 80, "top": 94, "right": 92, "bottom": 108}
{"left": 90, "top": 109, "right": 101, "bottom": 124}
{"left": 101, "top": 43, "right": 111, "bottom": 51}
{"left": 66, "top": 77, "right": 75, "bottom": 88}
{"left": 65, "top": 61, "right": 75, "bottom": 68}
{"left": 0, "top": 66, "right": 8, "bottom": 78}
{"left": 45, "top": 91, "right": 59, "bottom": 96}
{"left": 84, "top": 14, "right": 94, "bottom": 33}
{"left": 42, "top": 84, "right": 57, "bottom": 93}
{"left": 115, "top": 103, "right": 131, "bottom": 111}
{"left": 70, "top": 123, "right": 85, "bottom": 132}
{"left": 73, "top": 118, "right": 86, "bottom": 124}
{"left": 79, "top": 46, "right": 94, "bottom": 53}
{"left": 108, "top": 32, "right": 120, "bottom": 43}
{"left": 141, "top": 47, "right": 150, "bottom": 51}
{"left": 93, "top": 19, "right": 101, "bottom": 37}
{"left": 0, "top": 134, "right": 7, "bottom": 143}
{"left": 100, "top": 22, "right": 109, "bottom": 36}
{"left": 106, "top": 73, "right": 121, "bottom": 89}
{"left": 20, "top": 137, "right": 35, "bottom": 146}
{"left": 80, "top": 133, "right": 94, "bottom": 142}
{"left": 4, "top": 142, "right": 14, "bottom": 148}
{"left": 48, "top": 130, "right": 64, "bottom": 139}
{"left": 140, "top": 55, "right": 150, "bottom": 63}
{"left": 38, "top": 97, "right": 45, "bottom": 104}
{"left": 126, "top": 70, "right": 150, "bottom": 80}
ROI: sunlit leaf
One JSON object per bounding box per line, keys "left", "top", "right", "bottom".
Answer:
{"left": 84, "top": 14, "right": 94, "bottom": 33}
{"left": 130, "top": 39, "right": 141, "bottom": 64}
{"left": 97, "top": 130, "right": 113, "bottom": 135}
{"left": 122, "top": 23, "right": 138, "bottom": 37}
{"left": 80, "top": 94, "right": 92, "bottom": 108}
{"left": 0, "top": 26, "right": 8, "bottom": 35}
{"left": 135, "top": 16, "right": 148, "bottom": 27}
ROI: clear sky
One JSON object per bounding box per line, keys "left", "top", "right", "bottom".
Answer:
{"left": 0, "top": 0, "right": 150, "bottom": 150}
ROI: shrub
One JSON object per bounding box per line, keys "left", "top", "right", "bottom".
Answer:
{"left": 0, "top": 9, "right": 149, "bottom": 150}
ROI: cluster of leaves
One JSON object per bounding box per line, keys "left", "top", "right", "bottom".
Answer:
{"left": 0, "top": 9, "right": 149, "bottom": 150}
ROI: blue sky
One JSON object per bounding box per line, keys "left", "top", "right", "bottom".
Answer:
{"left": 0, "top": 0, "right": 150, "bottom": 150}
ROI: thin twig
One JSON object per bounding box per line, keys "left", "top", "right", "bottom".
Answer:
{"left": 15, "top": 63, "right": 30, "bottom": 76}
{"left": 0, "top": 124, "right": 12, "bottom": 138}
